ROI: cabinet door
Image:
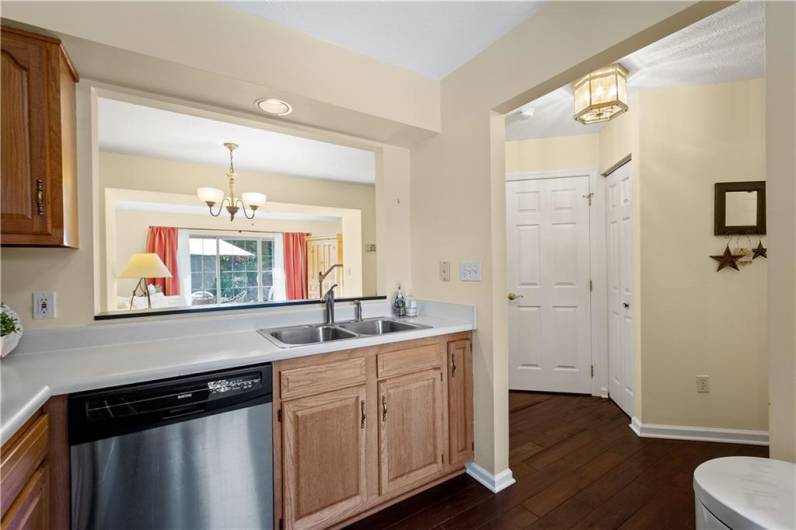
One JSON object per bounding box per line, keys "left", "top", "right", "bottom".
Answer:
{"left": 1, "top": 32, "right": 52, "bottom": 239}
{"left": 282, "top": 385, "right": 367, "bottom": 530}
{"left": 379, "top": 369, "right": 444, "bottom": 496}
{"left": 0, "top": 464, "right": 48, "bottom": 530}
{"left": 447, "top": 339, "right": 474, "bottom": 465}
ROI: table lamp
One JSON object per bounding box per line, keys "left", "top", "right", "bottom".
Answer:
{"left": 118, "top": 253, "right": 172, "bottom": 309}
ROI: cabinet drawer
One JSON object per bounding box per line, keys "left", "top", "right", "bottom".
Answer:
{"left": 0, "top": 414, "right": 48, "bottom": 517}
{"left": 281, "top": 357, "right": 367, "bottom": 401}
{"left": 377, "top": 342, "right": 442, "bottom": 379}
{"left": 0, "top": 464, "right": 48, "bottom": 530}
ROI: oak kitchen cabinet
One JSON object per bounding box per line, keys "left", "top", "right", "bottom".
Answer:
{"left": 0, "top": 397, "right": 69, "bottom": 530}
{"left": 447, "top": 339, "right": 474, "bottom": 466}
{"left": 1, "top": 26, "right": 79, "bottom": 247}
{"left": 273, "top": 332, "right": 473, "bottom": 530}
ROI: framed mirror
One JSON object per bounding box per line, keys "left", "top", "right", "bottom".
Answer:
{"left": 714, "top": 181, "right": 766, "bottom": 235}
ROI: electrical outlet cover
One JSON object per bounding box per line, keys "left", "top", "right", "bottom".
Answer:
{"left": 460, "top": 261, "right": 481, "bottom": 282}
{"left": 32, "top": 291, "right": 57, "bottom": 320}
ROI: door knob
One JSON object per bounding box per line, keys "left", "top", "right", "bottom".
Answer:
{"left": 507, "top": 292, "right": 523, "bottom": 301}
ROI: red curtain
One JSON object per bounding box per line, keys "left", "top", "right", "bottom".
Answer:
{"left": 284, "top": 232, "right": 309, "bottom": 300}
{"left": 145, "top": 226, "right": 180, "bottom": 295}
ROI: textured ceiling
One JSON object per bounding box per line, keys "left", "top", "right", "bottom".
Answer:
{"left": 506, "top": 1, "right": 765, "bottom": 141}
{"left": 228, "top": 1, "right": 544, "bottom": 80}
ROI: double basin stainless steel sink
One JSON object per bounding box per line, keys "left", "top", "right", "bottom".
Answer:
{"left": 258, "top": 318, "right": 430, "bottom": 348}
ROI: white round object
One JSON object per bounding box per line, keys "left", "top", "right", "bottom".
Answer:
{"left": 255, "top": 98, "right": 292, "bottom": 116}
{"left": 694, "top": 457, "right": 796, "bottom": 530}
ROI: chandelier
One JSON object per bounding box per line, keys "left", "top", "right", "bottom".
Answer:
{"left": 196, "top": 143, "right": 267, "bottom": 221}
{"left": 573, "top": 64, "right": 628, "bottom": 125}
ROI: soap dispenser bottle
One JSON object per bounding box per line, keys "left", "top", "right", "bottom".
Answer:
{"left": 393, "top": 284, "right": 407, "bottom": 317}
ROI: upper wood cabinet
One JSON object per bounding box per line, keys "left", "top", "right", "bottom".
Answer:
{"left": 282, "top": 385, "right": 368, "bottom": 530}
{"left": 1, "top": 26, "right": 78, "bottom": 248}
{"left": 447, "top": 339, "right": 474, "bottom": 466}
{"left": 378, "top": 368, "right": 444, "bottom": 497}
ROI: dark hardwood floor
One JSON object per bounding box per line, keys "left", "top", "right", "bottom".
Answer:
{"left": 348, "top": 392, "right": 768, "bottom": 529}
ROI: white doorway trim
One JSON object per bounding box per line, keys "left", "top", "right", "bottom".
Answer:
{"left": 506, "top": 169, "right": 607, "bottom": 398}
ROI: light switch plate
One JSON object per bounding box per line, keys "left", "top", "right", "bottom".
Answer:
{"left": 460, "top": 261, "right": 481, "bottom": 282}
{"left": 439, "top": 261, "right": 450, "bottom": 282}
{"left": 32, "top": 291, "right": 57, "bottom": 320}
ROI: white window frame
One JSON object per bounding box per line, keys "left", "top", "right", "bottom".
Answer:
{"left": 183, "top": 230, "right": 283, "bottom": 305}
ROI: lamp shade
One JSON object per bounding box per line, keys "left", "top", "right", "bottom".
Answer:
{"left": 242, "top": 192, "right": 267, "bottom": 208}
{"left": 197, "top": 187, "right": 225, "bottom": 204}
{"left": 118, "top": 253, "right": 172, "bottom": 279}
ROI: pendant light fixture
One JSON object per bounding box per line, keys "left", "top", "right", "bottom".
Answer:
{"left": 573, "top": 64, "right": 629, "bottom": 125}
{"left": 196, "top": 143, "right": 267, "bottom": 221}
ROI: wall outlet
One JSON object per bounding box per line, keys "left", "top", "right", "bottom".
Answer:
{"left": 696, "top": 375, "right": 710, "bottom": 394}
{"left": 460, "top": 261, "right": 481, "bottom": 282}
{"left": 439, "top": 261, "right": 450, "bottom": 282}
{"left": 32, "top": 291, "right": 57, "bottom": 320}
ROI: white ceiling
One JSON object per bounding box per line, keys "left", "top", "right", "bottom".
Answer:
{"left": 98, "top": 98, "right": 376, "bottom": 184}
{"left": 506, "top": 1, "right": 765, "bottom": 141}
{"left": 228, "top": 1, "right": 544, "bottom": 80}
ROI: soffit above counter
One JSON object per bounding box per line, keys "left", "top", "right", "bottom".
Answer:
{"left": 1, "top": 1, "right": 441, "bottom": 146}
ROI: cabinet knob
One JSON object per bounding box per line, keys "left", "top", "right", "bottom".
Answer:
{"left": 623, "top": 302, "right": 630, "bottom": 309}
{"left": 360, "top": 400, "right": 366, "bottom": 429}
{"left": 382, "top": 395, "right": 387, "bottom": 422}
{"left": 451, "top": 353, "right": 457, "bottom": 377}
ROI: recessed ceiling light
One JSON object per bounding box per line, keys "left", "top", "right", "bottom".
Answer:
{"left": 255, "top": 98, "right": 293, "bottom": 116}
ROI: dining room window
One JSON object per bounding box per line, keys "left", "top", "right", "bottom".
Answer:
{"left": 188, "top": 235, "right": 278, "bottom": 305}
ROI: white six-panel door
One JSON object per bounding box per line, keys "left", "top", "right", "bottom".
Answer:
{"left": 606, "top": 163, "right": 635, "bottom": 417}
{"left": 507, "top": 176, "right": 592, "bottom": 394}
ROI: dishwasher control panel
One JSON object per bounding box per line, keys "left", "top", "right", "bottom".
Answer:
{"left": 208, "top": 373, "right": 262, "bottom": 395}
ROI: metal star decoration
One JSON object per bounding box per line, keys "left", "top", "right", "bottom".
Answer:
{"left": 752, "top": 240, "right": 767, "bottom": 260}
{"left": 710, "top": 244, "right": 744, "bottom": 271}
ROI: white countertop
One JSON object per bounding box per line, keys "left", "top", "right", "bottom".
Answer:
{"left": 1, "top": 300, "right": 474, "bottom": 445}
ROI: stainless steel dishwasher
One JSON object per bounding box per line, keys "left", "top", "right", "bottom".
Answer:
{"left": 69, "top": 363, "right": 273, "bottom": 530}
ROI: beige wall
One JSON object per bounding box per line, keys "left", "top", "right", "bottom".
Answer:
{"left": 599, "top": 102, "right": 636, "bottom": 174}
{"left": 636, "top": 80, "right": 767, "bottom": 430}
{"left": 99, "top": 151, "right": 377, "bottom": 300}
{"left": 505, "top": 134, "right": 599, "bottom": 174}
{"left": 411, "top": 1, "right": 724, "bottom": 476}
{"left": 375, "top": 146, "right": 413, "bottom": 294}
{"left": 1, "top": 1, "right": 440, "bottom": 137}
{"left": 766, "top": 1, "right": 796, "bottom": 462}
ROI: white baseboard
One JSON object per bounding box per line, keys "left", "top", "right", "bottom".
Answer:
{"left": 465, "top": 461, "right": 516, "bottom": 493}
{"left": 630, "top": 417, "right": 769, "bottom": 446}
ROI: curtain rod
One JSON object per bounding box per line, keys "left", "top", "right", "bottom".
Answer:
{"left": 149, "top": 226, "right": 311, "bottom": 236}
